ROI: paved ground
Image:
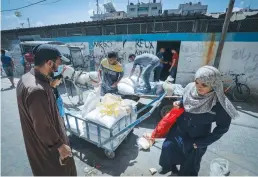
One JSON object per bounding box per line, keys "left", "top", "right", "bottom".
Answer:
{"left": 1, "top": 77, "right": 258, "bottom": 176}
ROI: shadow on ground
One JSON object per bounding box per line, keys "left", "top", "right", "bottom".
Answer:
{"left": 1, "top": 87, "right": 16, "bottom": 92}
{"left": 69, "top": 132, "right": 139, "bottom": 176}
{"left": 233, "top": 100, "right": 258, "bottom": 119}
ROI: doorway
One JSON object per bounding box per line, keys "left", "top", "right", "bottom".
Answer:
{"left": 156, "top": 41, "right": 181, "bottom": 81}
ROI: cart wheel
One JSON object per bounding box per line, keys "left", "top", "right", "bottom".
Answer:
{"left": 104, "top": 150, "right": 115, "bottom": 159}
{"left": 160, "top": 105, "right": 173, "bottom": 118}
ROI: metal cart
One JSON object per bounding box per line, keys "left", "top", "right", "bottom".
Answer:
{"left": 64, "top": 92, "right": 167, "bottom": 159}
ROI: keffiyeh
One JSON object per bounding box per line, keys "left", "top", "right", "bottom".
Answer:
{"left": 183, "top": 65, "right": 239, "bottom": 118}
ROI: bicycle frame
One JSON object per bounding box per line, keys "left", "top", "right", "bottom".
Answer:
{"left": 224, "top": 80, "right": 234, "bottom": 93}
{"left": 223, "top": 75, "right": 241, "bottom": 93}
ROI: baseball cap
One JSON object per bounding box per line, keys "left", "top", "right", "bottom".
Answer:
{"left": 33, "top": 44, "right": 70, "bottom": 63}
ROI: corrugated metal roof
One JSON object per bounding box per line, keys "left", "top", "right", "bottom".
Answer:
{"left": 1, "top": 14, "right": 213, "bottom": 32}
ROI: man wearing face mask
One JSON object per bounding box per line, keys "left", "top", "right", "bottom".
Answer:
{"left": 98, "top": 51, "right": 124, "bottom": 96}
{"left": 16, "top": 44, "right": 77, "bottom": 176}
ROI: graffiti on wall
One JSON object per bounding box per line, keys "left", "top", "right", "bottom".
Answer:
{"left": 178, "top": 41, "right": 218, "bottom": 73}
{"left": 92, "top": 39, "right": 157, "bottom": 70}
{"left": 232, "top": 48, "right": 258, "bottom": 82}
{"left": 219, "top": 42, "right": 258, "bottom": 94}
{"left": 178, "top": 42, "right": 206, "bottom": 73}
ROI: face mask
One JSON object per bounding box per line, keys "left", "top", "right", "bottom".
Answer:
{"left": 55, "top": 65, "right": 64, "bottom": 73}
{"left": 48, "top": 61, "right": 58, "bottom": 76}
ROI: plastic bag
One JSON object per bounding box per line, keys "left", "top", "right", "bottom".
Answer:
{"left": 137, "top": 137, "right": 151, "bottom": 150}
{"left": 151, "top": 108, "right": 184, "bottom": 138}
{"left": 86, "top": 108, "right": 127, "bottom": 128}
{"left": 163, "top": 77, "right": 184, "bottom": 96}
{"left": 118, "top": 83, "right": 135, "bottom": 95}
{"left": 81, "top": 87, "right": 100, "bottom": 118}
{"left": 98, "top": 94, "right": 127, "bottom": 117}
{"left": 210, "top": 158, "right": 229, "bottom": 176}
{"left": 121, "top": 99, "right": 137, "bottom": 107}
{"left": 131, "top": 76, "right": 144, "bottom": 86}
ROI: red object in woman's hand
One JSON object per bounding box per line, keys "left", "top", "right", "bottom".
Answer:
{"left": 151, "top": 108, "right": 184, "bottom": 138}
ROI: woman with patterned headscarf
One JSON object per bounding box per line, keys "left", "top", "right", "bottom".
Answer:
{"left": 157, "top": 65, "right": 238, "bottom": 176}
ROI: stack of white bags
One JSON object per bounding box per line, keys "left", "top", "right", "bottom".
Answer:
{"left": 117, "top": 76, "right": 144, "bottom": 95}
{"left": 65, "top": 87, "right": 138, "bottom": 149}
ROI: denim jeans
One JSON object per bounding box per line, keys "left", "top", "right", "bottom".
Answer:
{"left": 154, "top": 65, "right": 163, "bottom": 82}
{"left": 142, "top": 61, "right": 160, "bottom": 91}
{"left": 170, "top": 66, "right": 177, "bottom": 82}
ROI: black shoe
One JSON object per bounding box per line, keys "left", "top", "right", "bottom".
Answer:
{"left": 158, "top": 167, "right": 171, "bottom": 174}
{"left": 169, "top": 171, "right": 179, "bottom": 176}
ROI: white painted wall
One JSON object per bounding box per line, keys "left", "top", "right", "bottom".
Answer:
{"left": 5, "top": 39, "right": 258, "bottom": 96}
{"left": 176, "top": 41, "right": 218, "bottom": 86}
{"left": 219, "top": 42, "right": 258, "bottom": 96}
{"left": 93, "top": 40, "right": 157, "bottom": 77}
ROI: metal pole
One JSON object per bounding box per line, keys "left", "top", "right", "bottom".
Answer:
{"left": 27, "top": 18, "right": 30, "bottom": 28}
{"left": 214, "top": 0, "right": 235, "bottom": 68}
{"left": 96, "top": 0, "right": 99, "bottom": 15}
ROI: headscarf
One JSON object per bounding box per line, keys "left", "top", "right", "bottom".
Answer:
{"left": 183, "top": 65, "right": 239, "bottom": 118}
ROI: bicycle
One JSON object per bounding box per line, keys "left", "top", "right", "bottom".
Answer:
{"left": 223, "top": 73, "right": 250, "bottom": 101}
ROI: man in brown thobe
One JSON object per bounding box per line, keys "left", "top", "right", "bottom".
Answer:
{"left": 16, "top": 44, "right": 77, "bottom": 176}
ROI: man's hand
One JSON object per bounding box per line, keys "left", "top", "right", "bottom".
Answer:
{"left": 173, "top": 101, "right": 181, "bottom": 108}
{"left": 169, "top": 68, "right": 172, "bottom": 72}
{"left": 58, "top": 144, "right": 72, "bottom": 160}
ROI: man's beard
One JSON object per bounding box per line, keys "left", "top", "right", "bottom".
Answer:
{"left": 49, "top": 62, "right": 58, "bottom": 76}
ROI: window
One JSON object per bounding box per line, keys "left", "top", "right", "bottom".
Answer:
{"left": 130, "top": 8, "right": 135, "bottom": 11}
{"left": 138, "top": 7, "right": 148, "bottom": 11}
{"left": 152, "top": 6, "right": 158, "bottom": 10}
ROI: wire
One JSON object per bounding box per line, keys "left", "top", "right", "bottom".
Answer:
{"left": 40, "top": 0, "right": 64, "bottom": 5}
{"left": 1, "top": 0, "right": 47, "bottom": 12}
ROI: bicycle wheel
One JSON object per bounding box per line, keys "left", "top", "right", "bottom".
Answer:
{"left": 232, "top": 84, "right": 250, "bottom": 101}
{"left": 160, "top": 105, "right": 173, "bottom": 118}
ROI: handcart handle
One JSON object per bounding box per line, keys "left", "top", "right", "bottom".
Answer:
{"left": 136, "top": 92, "right": 166, "bottom": 115}
{"left": 99, "top": 92, "right": 167, "bottom": 147}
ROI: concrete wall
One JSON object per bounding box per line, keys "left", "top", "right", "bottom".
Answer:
{"left": 219, "top": 42, "right": 258, "bottom": 96}
{"left": 3, "top": 32, "right": 258, "bottom": 96}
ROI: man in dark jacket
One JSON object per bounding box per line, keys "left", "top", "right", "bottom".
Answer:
{"left": 1, "top": 49, "right": 15, "bottom": 87}
{"left": 16, "top": 44, "right": 76, "bottom": 176}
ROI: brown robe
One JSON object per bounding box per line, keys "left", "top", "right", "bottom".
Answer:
{"left": 16, "top": 69, "right": 77, "bottom": 176}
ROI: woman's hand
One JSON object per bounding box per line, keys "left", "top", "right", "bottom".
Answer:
{"left": 193, "top": 143, "right": 197, "bottom": 149}
{"left": 143, "top": 133, "right": 155, "bottom": 146}
{"left": 173, "top": 101, "right": 181, "bottom": 108}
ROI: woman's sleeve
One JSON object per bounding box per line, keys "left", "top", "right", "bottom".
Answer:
{"left": 194, "top": 104, "right": 232, "bottom": 148}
